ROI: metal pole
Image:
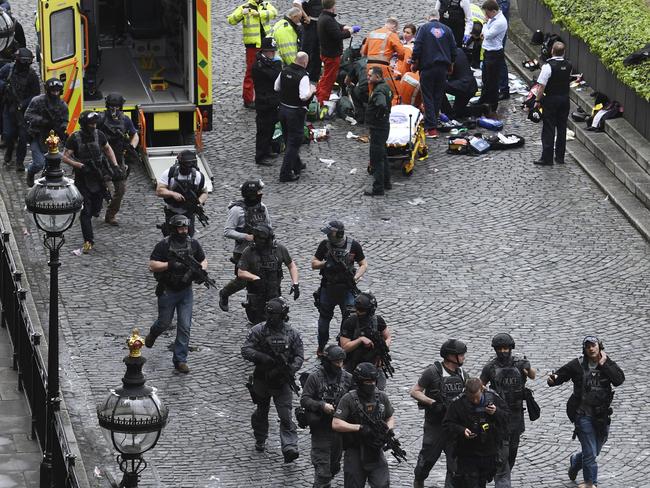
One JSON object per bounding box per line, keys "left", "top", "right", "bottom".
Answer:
{"left": 40, "top": 234, "right": 62, "bottom": 487}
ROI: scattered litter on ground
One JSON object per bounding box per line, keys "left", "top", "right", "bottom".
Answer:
{"left": 407, "top": 197, "right": 426, "bottom": 206}
{"left": 319, "top": 158, "right": 335, "bottom": 167}
{"left": 71, "top": 248, "right": 82, "bottom": 256}
{"left": 345, "top": 116, "right": 357, "bottom": 125}
{"left": 567, "top": 129, "right": 575, "bottom": 140}
{"left": 94, "top": 467, "right": 102, "bottom": 478}
{"left": 603, "top": 195, "right": 609, "bottom": 202}
{"left": 349, "top": 168, "right": 358, "bottom": 174}
{"left": 347, "top": 131, "right": 358, "bottom": 139}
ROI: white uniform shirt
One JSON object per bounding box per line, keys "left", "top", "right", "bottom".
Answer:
{"left": 537, "top": 56, "right": 565, "bottom": 86}
{"left": 274, "top": 72, "right": 313, "bottom": 108}
{"left": 434, "top": 0, "right": 474, "bottom": 37}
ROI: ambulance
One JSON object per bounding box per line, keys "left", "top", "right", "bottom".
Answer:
{"left": 36, "top": 0, "right": 214, "bottom": 190}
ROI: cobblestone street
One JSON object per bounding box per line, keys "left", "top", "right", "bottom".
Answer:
{"left": 2, "top": 0, "right": 649, "bottom": 486}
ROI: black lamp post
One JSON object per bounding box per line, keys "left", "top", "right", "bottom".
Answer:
{"left": 97, "top": 329, "right": 169, "bottom": 487}
{"left": 24, "top": 131, "right": 83, "bottom": 487}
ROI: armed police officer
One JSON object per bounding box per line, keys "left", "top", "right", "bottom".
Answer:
{"left": 480, "top": 333, "right": 535, "bottom": 487}
{"left": 238, "top": 223, "right": 299, "bottom": 324}
{"left": 332, "top": 363, "right": 396, "bottom": 488}
{"left": 547, "top": 336, "right": 624, "bottom": 488}
{"left": 220, "top": 179, "right": 272, "bottom": 312}
{"left": 300, "top": 344, "right": 353, "bottom": 487}
{"left": 241, "top": 297, "right": 303, "bottom": 462}
{"left": 62, "top": 111, "right": 119, "bottom": 254}
{"left": 145, "top": 215, "right": 208, "bottom": 374}
{"left": 410, "top": 339, "right": 469, "bottom": 488}
{"left": 311, "top": 220, "right": 367, "bottom": 355}
{"left": 24, "top": 77, "right": 68, "bottom": 187}
{"left": 443, "top": 377, "right": 509, "bottom": 488}
{"left": 0, "top": 47, "right": 39, "bottom": 172}
{"left": 156, "top": 149, "right": 208, "bottom": 237}
{"left": 339, "top": 292, "right": 392, "bottom": 390}
{"left": 98, "top": 92, "right": 138, "bottom": 225}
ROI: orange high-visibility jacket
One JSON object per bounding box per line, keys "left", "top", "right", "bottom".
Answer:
{"left": 394, "top": 44, "right": 413, "bottom": 79}
{"left": 361, "top": 27, "right": 405, "bottom": 67}
{"left": 393, "top": 71, "right": 421, "bottom": 107}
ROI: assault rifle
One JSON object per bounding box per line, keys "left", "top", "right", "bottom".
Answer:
{"left": 101, "top": 124, "right": 142, "bottom": 168}
{"left": 177, "top": 181, "right": 209, "bottom": 227}
{"left": 80, "top": 158, "right": 112, "bottom": 202}
{"left": 268, "top": 353, "right": 300, "bottom": 395}
{"left": 325, "top": 246, "right": 360, "bottom": 296}
{"left": 357, "top": 403, "right": 407, "bottom": 463}
{"left": 364, "top": 321, "right": 395, "bottom": 378}
{"left": 168, "top": 248, "right": 216, "bottom": 290}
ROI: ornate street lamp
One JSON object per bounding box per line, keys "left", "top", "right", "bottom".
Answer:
{"left": 24, "top": 132, "right": 83, "bottom": 487}
{"left": 97, "top": 329, "right": 169, "bottom": 488}
{"left": 0, "top": 8, "right": 15, "bottom": 53}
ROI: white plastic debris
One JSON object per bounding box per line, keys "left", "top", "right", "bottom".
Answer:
{"left": 319, "top": 158, "right": 335, "bottom": 167}
{"left": 407, "top": 197, "right": 426, "bottom": 206}
{"left": 72, "top": 248, "right": 82, "bottom": 256}
{"left": 347, "top": 131, "right": 359, "bottom": 139}
{"left": 345, "top": 116, "right": 358, "bottom": 125}
{"left": 94, "top": 467, "right": 102, "bottom": 478}
{"left": 566, "top": 129, "right": 575, "bottom": 141}
{"left": 349, "top": 168, "right": 358, "bottom": 174}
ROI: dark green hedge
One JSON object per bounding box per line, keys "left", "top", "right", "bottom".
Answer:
{"left": 542, "top": 0, "right": 650, "bottom": 100}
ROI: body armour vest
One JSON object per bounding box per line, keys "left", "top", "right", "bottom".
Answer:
{"left": 544, "top": 59, "right": 572, "bottom": 97}
{"left": 346, "top": 315, "right": 381, "bottom": 368}
{"left": 440, "top": 0, "right": 465, "bottom": 22}
{"left": 229, "top": 201, "right": 269, "bottom": 234}
{"left": 491, "top": 360, "right": 525, "bottom": 410}
{"left": 247, "top": 245, "right": 283, "bottom": 297}
{"left": 280, "top": 63, "right": 309, "bottom": 107}
{"left": 73, "top": 130, "right": 103, "bottom": 163}
{"left": 322, "top": 238, "right": 354, "bottom": 285}
{"left": 163, "top": 165, "right": 204, "bottom": 207}
{"left": 99, "top": 114, "right": 128, "bottom": 149}
{"left": 580, "top": 357, "right": 612, "bottom": 407}
{"left": 302, "top": 0, "right": 322, "bottom": 18}
{"left": 165, "top": 237, "right": 194, "bottom": 289}
{"left": 426, "top": 361, "right": 467, "bottom": 407}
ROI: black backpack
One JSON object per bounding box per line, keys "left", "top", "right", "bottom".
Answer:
{"left": 541, "top": 33, "right": 563, "bottom": 61}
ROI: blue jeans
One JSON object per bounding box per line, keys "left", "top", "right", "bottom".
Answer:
{"left": 571, "top": 415, "right": 610, "bottom": 485}
{"left": 28, "top": 139, "right": 47, "bottom": 175}
{"left": 149, "top": 286, "right": 194, "bottom": 364}
{"left": 317, "top": 287, "right": 355, "bottom": 350}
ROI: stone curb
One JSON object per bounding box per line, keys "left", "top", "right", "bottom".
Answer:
{"left": 0, "top": 196, "right": 92, "bottom": 488}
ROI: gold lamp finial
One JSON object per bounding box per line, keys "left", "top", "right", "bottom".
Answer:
{"left": 127, "top": 328, "right": 144, "bottom": 358}
{"left": 45, "top": 130, "right": 60, "bottom": 154}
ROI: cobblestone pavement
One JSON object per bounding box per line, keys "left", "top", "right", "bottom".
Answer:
{"left": 3, "top": 0, "right": 650, "bottom": 486}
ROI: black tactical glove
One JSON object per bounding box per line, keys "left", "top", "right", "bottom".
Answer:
{"left": 289, "top": 283, "right": 300, "bottom": 300}
{"left": 168, "top": 259, "right": 188, "bottom": 274}
{"left": 257, "top": 353, "right": 275, "bottom": 367}
{"left": 359, "top": 425, "right": 375, "bottom": 439}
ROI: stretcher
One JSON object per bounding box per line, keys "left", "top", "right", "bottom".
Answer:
{"left": 385, "top": 104, "right": 428, "bottom": 176}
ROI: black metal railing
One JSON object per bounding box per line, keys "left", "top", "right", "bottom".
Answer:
{"left": 0, "top": 228, "right": 81, "bottom": 488}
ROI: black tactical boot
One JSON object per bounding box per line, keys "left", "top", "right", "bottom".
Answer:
{"left": 3, "top": 143, "right": 13, "bottom": 164}
{"left": 218, "top": 289, "right": 229, "bottom": 312}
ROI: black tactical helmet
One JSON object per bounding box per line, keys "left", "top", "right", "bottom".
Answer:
{"left": 78, "top": 110, "right": 100, "bottom": 128}
{"left": 320, "top": 220, "right": 345, "bottom": 238}
{"left": 252, "top": 223, "right": 274, "bottom": 241}
{"left": 491, "top": 333, "right": 515, "bottom": 350}
{"left": 354, "top": 292, "right": 377, "bottom": 314}
{"left": 323, "top": 344, "right": 346, "bottom": 362}
{"left": 168, "top": 214, "right": 190, "bottom": 227}
{"left": 15, "top": 47, "right": 33, "bottom": 64}
{"left": 241, "top": 179, "right": 264, "bottom": 199}
{"left": 44, "top": 77, "right": 64, "bottom": 94}
{"left": 353, "top": 362, "right": 378, "bottom": 382}
{"left": 440, "top": 339, "right": 467, "bottom": 358}
{"left": 266, "top": 297, "right": 289, "bottom": 317}
{"left": 105, "top": 92, "right": 126, "bottom": 108}
{"left": 177, "top": 149, "right": 197, "bottom": 167}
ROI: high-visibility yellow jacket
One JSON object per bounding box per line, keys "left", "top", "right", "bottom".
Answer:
{"left": 471, "top": 3, "right": 485, "bottom": 24}
{"left": 272, "top": 18, "right": 300, "bottom": 65}
{"left": 228, "top": 1, "right": 278, "bottom": 48}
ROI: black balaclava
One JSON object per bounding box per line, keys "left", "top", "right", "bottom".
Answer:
{"left": 322, "top": 358, "right": 341, "bottom": 377}
{"left": 266, "top": 312, "right": 284, "bottom": 329}
{"left": 108, "top": 106, "right": 121, "bottom": 120}
{"left": 496, "top": 350, "right": 512, "bottom": 364}
{"left": 171, "top": 228, "right": 187, "bottom": 243}
{"left": 357, "top": 381, "right": 375, "bottom": 399}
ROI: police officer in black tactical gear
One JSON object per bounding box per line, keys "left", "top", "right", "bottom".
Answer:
{"left": 339, "top": 292, "right": 392, "bottom": 390}
{"left": 410, "top": 339, "right": 469, "bottom": 488}
{"left": 443, "top": 377, "right": 509, "bottom": 488}
{"left": 312, "top": 220, "right": 367, "bottom": 355}
{"left": 98, "top": 92, "right": 139, "bottom": 225}
{"left": 62, "top": 110, "right": 119, "bottom": 254}
{"left": 252, "top": 37, "right": 282, "bottom": 166}
{"left": 156, "top": 150, "right": 208, "bottom": 237}
{"left": 24, "top": 77, "right": 68, "bottom": 186}
{"left": 300, "top": 344, "right": 353, "bottom": 488}
{"left": 238, "top": 223, "right": 300, "bottom": 324}
{"left": 332, "top": 362, "right": 395, "bottom": 488}
{"left": 241, "top": 297, "right": 304, "bottom": 462}
{"left": 435, "top": 0, "right": 472, "bottom": 47}
{"left": 0, "top": 47, "right": 38, "bottom": 171}
{"left": 219, "top": 179, "right": 272, "bottom": 312}
{"left": 145, "top": 215, "right": 208, "bottom": 374}
{"left": 480, "top": 333, "right": 536, "bottom": 488}
{"left": 547, "top": 336, "right": 624, "bottom": 488}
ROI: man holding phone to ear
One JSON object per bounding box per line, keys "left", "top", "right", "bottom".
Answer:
{"left": 548, "top": 336, "right": 625, "bottom": 488}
